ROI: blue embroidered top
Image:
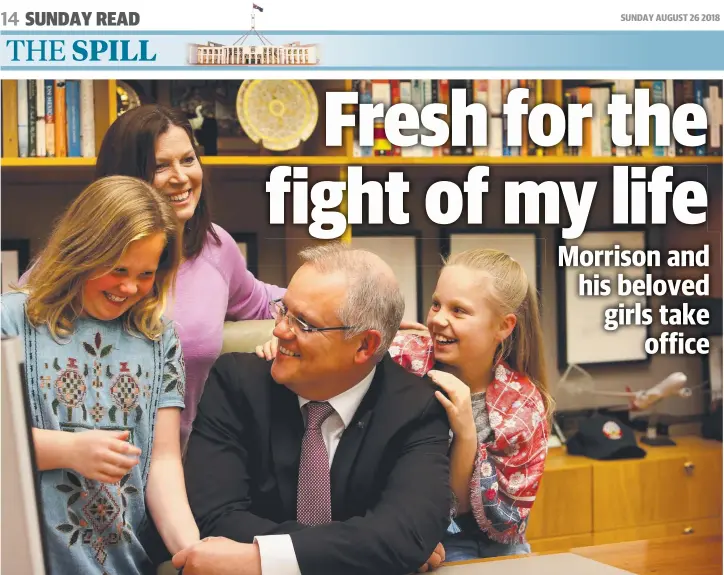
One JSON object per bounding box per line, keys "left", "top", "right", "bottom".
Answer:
{"left": 1, "top": 292, "right": 186, "bottom": 575}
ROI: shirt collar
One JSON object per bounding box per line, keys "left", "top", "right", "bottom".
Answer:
{"left": 298, "top": 366, "right": 376, "bottom": 429}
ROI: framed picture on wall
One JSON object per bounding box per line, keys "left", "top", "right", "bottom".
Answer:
{"left": 1, "top": 239, "right": 30, "bottom": 294}
{"left": 556, "top": 227, "right": 651, "bottom": 369}
{"left": 349, "top": 231, "right": 423, "bottom": 324}
{"left": 440, "top": 229, "right": 543, "bottom": 295}
{"left": 231, "top": 233, "right": 258, "bottom": 277}
{"left": 704, "top": 335, "right": 722, "bottom": 406}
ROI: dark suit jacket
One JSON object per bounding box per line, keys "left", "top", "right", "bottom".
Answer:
{"left": 183, "top": 353, "right": 452, "bottom": 575}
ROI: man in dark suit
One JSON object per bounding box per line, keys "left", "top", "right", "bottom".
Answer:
{"left": 174, "top": 243, "right": 451, "bottom": 575}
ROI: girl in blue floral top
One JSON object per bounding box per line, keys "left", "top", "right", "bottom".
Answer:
{"left": 1, "top": 176, "right": 200, "bottom": 574}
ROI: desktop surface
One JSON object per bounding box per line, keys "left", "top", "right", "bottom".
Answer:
{"left": 438, "top": 553, "right": 634, "bottom": 574}
{"left": 438, "top": 534, "right": 722, "bottom": 575}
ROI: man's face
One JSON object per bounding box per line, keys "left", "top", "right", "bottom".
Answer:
{"left": 270, "top": 264, "right": 364, "bottom": 400}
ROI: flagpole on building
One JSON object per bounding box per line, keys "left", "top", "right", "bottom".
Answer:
{"left": 235, "top": 3, "right": 272, "bottom": 46}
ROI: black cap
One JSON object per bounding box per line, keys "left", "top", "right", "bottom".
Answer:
{"left": 567, "top": 414, "right": 646, "bottom": 460}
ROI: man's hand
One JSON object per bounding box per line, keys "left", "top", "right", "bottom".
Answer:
{"left": 417, "top": 542, "right": 445, "bottom": 572}
{"left": 172, "top": 537, "right": 262, "bottom": 575}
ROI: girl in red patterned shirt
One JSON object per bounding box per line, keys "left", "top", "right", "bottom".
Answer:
{"left": 388, "top": 248, "right": 553, "bottom": 562}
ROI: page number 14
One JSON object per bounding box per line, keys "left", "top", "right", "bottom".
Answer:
{"left": 1, "top": 12, "right": 19, "bottom": 26}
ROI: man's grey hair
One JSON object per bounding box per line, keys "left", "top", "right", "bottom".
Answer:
{"left": 298, "top": 242, "right": 404, "bottom": 361}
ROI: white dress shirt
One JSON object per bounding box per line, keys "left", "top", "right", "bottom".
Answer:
{"left": 254, "top": 367, "right": 376, "bottom": 575}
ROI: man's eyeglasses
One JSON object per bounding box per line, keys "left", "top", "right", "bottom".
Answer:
{"left": 269, "top": 299, "right": 355, "bottom": 335}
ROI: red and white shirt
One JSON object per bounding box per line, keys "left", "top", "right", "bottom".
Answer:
{"left": 388, "top": 333, "right": 549, "bottom": 544}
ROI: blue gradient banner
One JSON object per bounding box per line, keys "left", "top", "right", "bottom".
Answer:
{"left": 2, "top": 30, "right": 723, "bottom": 70}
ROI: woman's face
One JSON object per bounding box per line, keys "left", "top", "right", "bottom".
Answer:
{"left": 152, "top": 126, "right": 204, "bottom": 224}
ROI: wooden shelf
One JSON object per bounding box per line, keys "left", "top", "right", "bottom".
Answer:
{"left": 339, "top": 156, "right": 722, "bottom": 166}
{"left": 1, "top": 157, "right": 97, "bottom": 167}
{"left": 201, "top": 156, "right": 346, "bottom": 166}
{"left": 2, "top": 155, "right": 722, "bottom": 169}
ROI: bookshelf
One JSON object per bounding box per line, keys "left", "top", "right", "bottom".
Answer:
{"left": 1, "top": 79, "right": 116, "bottom": 163}
{"left": 2, "top": 77, "right": 722, "bottom": 291}
{"left": 2, "top": 78, "right": 722, "bottom": 167}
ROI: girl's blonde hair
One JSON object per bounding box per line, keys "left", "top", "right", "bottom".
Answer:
{"left": 22, "top": 175, "right": 182, "bottom": 341}
{"left": 444, "top": 248, "right": 554, "bottom": 424}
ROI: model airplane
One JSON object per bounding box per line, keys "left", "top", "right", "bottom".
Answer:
{"left": 558, "top": 365, "right": 693, "bottom": 412}
{"left": 624, "top": 372, "right": 692, "bottom": 411}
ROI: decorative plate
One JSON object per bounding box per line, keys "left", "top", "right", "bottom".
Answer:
{"left": 116, "top": 80, "right": 141, "bottom": 117}
{"left": 236, "top": 80, "right": 318, "bottom": 151}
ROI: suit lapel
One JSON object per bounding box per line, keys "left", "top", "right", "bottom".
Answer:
{"left": 270, "top": 383, "right": 304, "bottom": 518}
{"left": 330, "top": 366, "right": 385, "bottom": 518}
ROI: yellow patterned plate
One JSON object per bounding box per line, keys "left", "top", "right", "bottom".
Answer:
{"left": 236, "top": 79, "right": 319, "bottom": 151}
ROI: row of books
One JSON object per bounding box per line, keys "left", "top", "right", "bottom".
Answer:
{"left": 352, "top": 79, "right": 723, "bottom": 158}
{"left": 2, "top": 80, "right": 96, "bottom": 158}
{"left": 352, "top": 79, "right": 547, "bottom": 158}
{"left": 564, "top": 79, "right": 722, "bottom": 158}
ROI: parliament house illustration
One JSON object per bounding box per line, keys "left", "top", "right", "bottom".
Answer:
{"left": 187, "top": 3, "right": 319, "bottom": 66}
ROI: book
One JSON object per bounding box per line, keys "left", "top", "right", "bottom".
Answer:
{"left": 1, "top": 80, "right": 19, "bottom": 158}
{"left": 54, "top": 80, "right": 67, "bottom": 157}
{"left": 35, "top": 79, "right": 46, "bottom": 157}
{"left": 17, "top": 80, "right": 28, "bottom": 158}
{"left": 44, "top": 80, "right": 55, "bottom": 157}
{"left": 27, "top": 80, "right": 37, "bottom": 157}
{"left": 80, "top": 80, "right": 95, "bottom": 158}
{"left": 65, "top": 80, "right": 81, "bottom": 157}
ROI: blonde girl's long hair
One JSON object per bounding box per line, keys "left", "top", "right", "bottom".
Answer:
{"left": 444, "top": 248, "right": 554, "bottom": 425}
{"left": 23, "top": 175, "right": 182, "bottom": 341}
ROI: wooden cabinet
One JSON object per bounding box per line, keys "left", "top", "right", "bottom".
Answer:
{"left": 528, "top": 436, "right": 722, "bottom": 553}
{"left": 684, "top": 449, "right": 723, "bottom": 521}
{"left": 592, "top": 517, "right": 722, "bottom": 545}
{"left": 593, "top": 454, "right": 691, "bottom": 532}
{"left": 526, "top": 458, "right": 592, "bottom": 540}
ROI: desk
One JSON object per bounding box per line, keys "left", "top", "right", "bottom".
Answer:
{"left": 439, "top": 535, "right": 722, "bottom": 575}
{"left": 570, "top": 534, "right": 722, "bottom": 575}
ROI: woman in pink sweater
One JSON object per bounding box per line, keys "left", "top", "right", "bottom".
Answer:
{"left": 95, "top": 104, "right": 286, "bottom": 447}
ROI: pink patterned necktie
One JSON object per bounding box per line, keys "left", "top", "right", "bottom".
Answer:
{"left": 297, "top": 401, "right": 335, "bottom": 526}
